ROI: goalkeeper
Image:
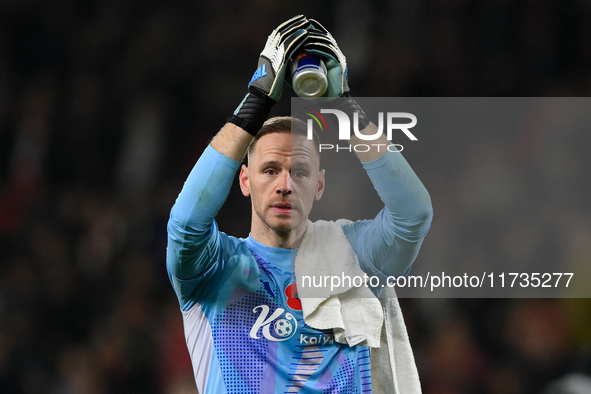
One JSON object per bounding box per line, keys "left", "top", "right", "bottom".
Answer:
{"left": 166, "top": 15, "right": 432, "bottom": 393}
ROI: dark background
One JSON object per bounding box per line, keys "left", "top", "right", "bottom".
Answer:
{"left": 1, "top": 1, "right": 591, "bottom": 393}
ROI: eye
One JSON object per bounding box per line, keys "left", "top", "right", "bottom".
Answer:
{"left": 291, "top": 169, "right": 308, "bottom": 178}
{"left": 264, "top": 169, "right": 277, "bottom": 175}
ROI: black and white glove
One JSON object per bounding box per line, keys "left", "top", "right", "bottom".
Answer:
{"left": 299, "top": 19, "right": 349, "bottom": 98}
{"left": 302, "top": 20, "right": 369, "bottom": 128}
{"left": 229, "top": 15, "right": 309, "bottom": 135}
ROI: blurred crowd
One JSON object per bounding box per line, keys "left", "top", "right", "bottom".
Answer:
{"left": 1, "top": 0, "right": 591, "bottom": 393}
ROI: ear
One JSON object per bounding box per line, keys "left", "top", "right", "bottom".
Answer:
{"left": 239, "top": 164, "right": 251, "bottom": 197}
{"left": 315, "top": 169, "right": 326, "bottom": 200}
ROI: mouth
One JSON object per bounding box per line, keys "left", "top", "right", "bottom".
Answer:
{"left": 271, "top": 202, "right": 293, "bottom": 215}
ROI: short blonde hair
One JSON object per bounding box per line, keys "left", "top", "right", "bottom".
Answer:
{"left": 247, "top": 116, "right": 321, "bottom": 160}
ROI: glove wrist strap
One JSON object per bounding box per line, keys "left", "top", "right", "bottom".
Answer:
{"left": 228, "top": 89, "right": 275, "bottom": 136}
{"left": 334, "top": 93, "right": 370, "bottom": 130}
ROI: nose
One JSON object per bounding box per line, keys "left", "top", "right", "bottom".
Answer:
{"left": 276, "top": 172, "right": 292, "bottom": 195}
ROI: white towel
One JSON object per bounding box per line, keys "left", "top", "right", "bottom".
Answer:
{"left": 295, "top": 219, "right": 422, "bottom": 394}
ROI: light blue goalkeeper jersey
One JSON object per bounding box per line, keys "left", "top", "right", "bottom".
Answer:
{"left": 167, "top": 144, "right": 432, "bottom": 393}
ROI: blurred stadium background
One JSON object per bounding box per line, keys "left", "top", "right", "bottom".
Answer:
{"left": 1, "top": 0, "right": 591, "bottom": 393}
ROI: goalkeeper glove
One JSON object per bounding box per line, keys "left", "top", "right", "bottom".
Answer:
{"left": 229, "top": 15, "right": 309, "bottom": 135}
{"left": 301, "top": 20, "right": 369, "bottom": 128}
{"left": 297, "top": 19, "right": 350, "bottom": 98}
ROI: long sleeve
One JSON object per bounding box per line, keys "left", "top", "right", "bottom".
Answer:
{"left": 343, "top": 148, "right": 433, "bottom": 278}
{"left": 166, "top": 145, "right": 241, "bottom": 307}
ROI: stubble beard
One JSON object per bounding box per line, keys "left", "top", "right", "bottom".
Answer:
{"left": 255, "top": 207, "right": 292, "bottom": 236}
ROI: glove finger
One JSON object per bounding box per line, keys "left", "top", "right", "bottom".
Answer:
{"left": 277, "top": 15, "right": 309, "bottom": 37}
{"left": 279, "top": 22, "right": 310, "bottom": 48}
{"left": 281, "top": 29, "right": 309, "bottom": 63}
{"left": 304, "top": 31, "right": 336, "bottom": 49}
{"left": 307, "top": 26, "right": 328, "bottom": 36}
{"left": 265, "top": 29, "right": 309, "bottom": 98}
{"left": 275, "top": 15, "right": 307, "bottom": 33}
{"left": 305, "top": 20, "right": 349, "bottom": 97}
{"left": 303, "top": 31, "right": 338, "bottom": 54}
{"left": 303, "top": 42, "right": 339, "bottom": 63}
{"left": 306, "top": 30, "right": 332, "bottom": 43}
{"left": 306, "top": 22, "right": 343, "bottom": 56}
{"left": 308, "top": 19, "right": 330, "bottom": 35}
{"left": 260, "top": 27, "right": 307, "bottom": 70}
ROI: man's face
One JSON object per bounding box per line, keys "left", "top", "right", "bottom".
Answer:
{"left": 239, "top": 132, "right": 325, "bottom": 239}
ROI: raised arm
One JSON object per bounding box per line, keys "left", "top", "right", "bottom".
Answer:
{"left": 214, "top": 14, "right": 310, "bottom": 160}
{"left": 346, "top": 107, "right": 432, "bottom": 277}
{"left": 349, "top": 147, "right": 433, "bottom": 277}
{"left": 166, "top": 16, "right": 310, "bottom": 307}
{"left": 301, "top": 19, "right": 433, "bottom": 278}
